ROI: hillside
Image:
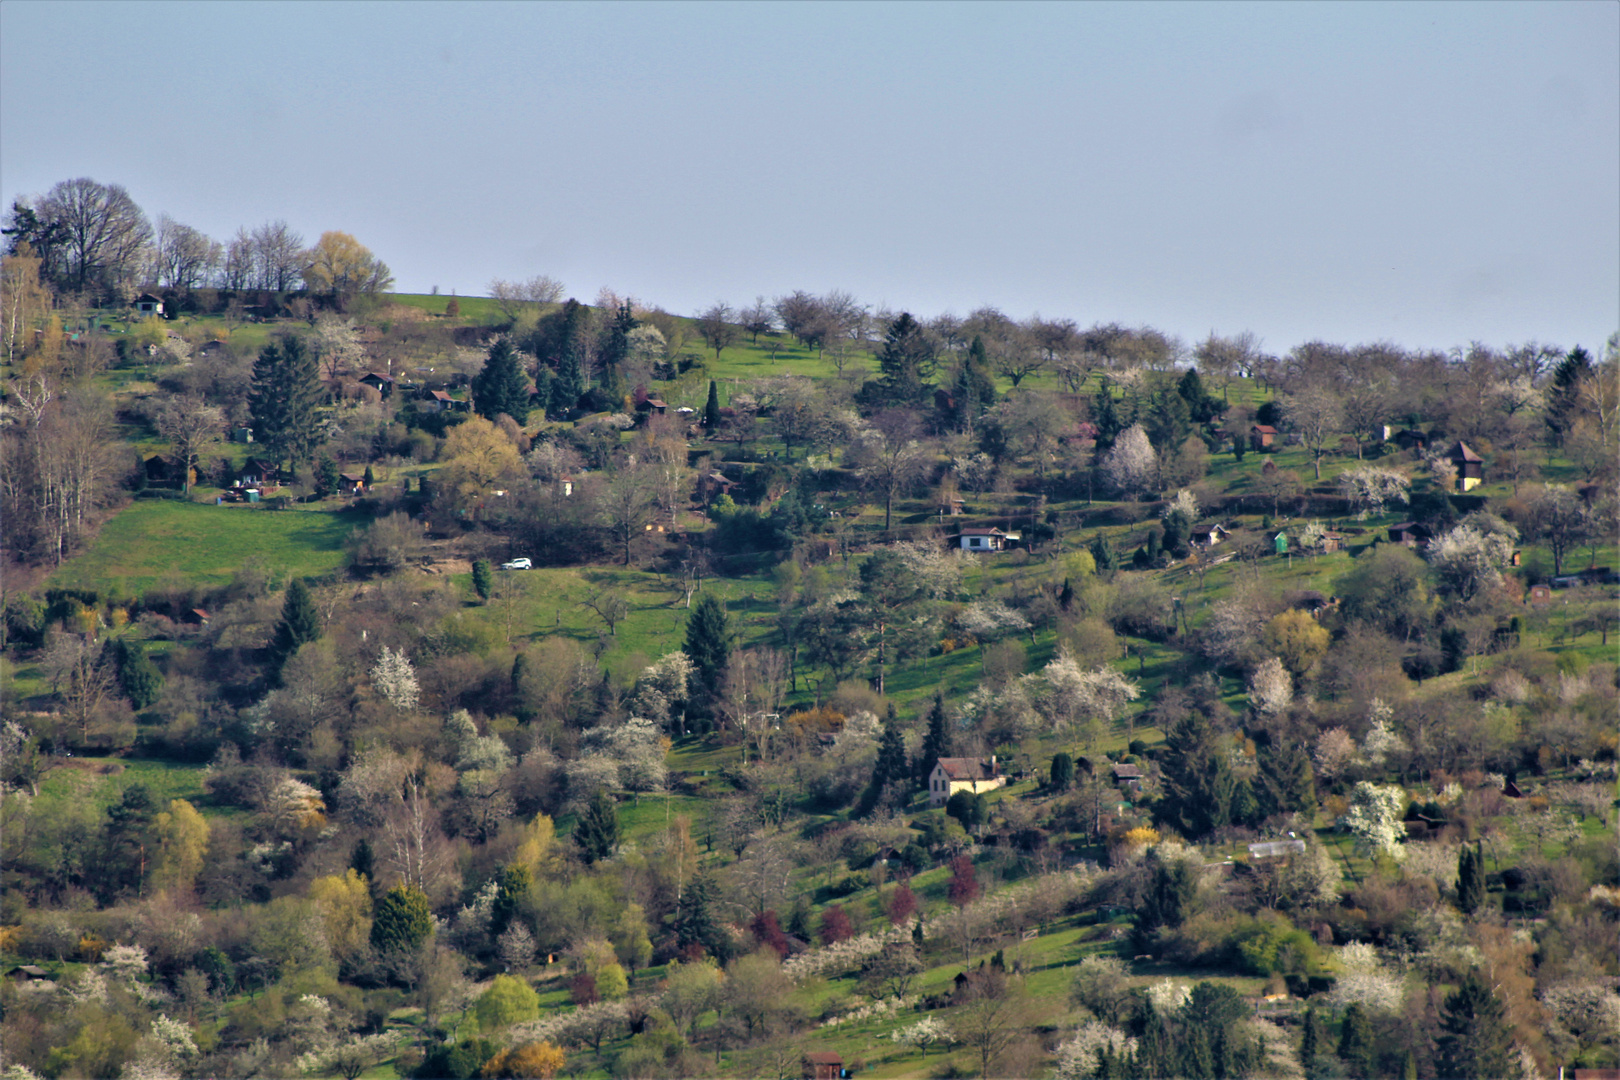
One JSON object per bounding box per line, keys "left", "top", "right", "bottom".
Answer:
{"left": 1, "top": 284, "right": 1616, "bottom": 1080}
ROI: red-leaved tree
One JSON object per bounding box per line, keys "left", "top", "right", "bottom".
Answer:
{"left": 820, "top": 904, "right": 854, "bottom": 945}
{"left": 947, "top": 855, "right": 980, "bottom": 907}
{"left": 887, "top": 882, "right": 918, "bottom": 926}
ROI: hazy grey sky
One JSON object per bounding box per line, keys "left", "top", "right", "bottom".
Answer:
{"left": 4, "top": 1, "right": 1616, "bottom": 356}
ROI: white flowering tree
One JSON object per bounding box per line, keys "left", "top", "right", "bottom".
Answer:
{"left": 1360, "top": 699, "right": 1407, "bottom": 766}
{"left": 370, "top": 646, "right": 419, "bottom": 710}
{"left": 1338, "top": 465, "right": 1410, "bottom": 520}
{"left": 1247, "top": 657, "right": 1293, "bottom": 716}
{"left": 1427, "top": 525, "right": 1517, "bottom": 600}
{"left": 1027, "top": 648, "right": 1140, "bottom": 737}
{"left": 1162, "top": 488, "right": 1199, "bottom": 523}
{"left": 1054, "top": 1021, "right": 1138, "bottom": 1080}
{"left": 1344, "top": 781, "right": 1407, "bottom": 862}
{"left": 1102, "top": 424, "right": 1158, "bottom": 499}
{"left": 629, "top": 652, "right": 695, "bottom": 732}
{"left": 890, "top": 1015, "right": 954, "bottom": 1057}
{"left": 954, "top": 600, "right": 1031, "bottom": 643}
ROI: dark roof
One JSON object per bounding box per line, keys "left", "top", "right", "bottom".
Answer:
{"left": 340, "top": 472, "right": 366, "bottom": 482}
{"left": 241, "top": 457, "right": 276, "bottom": 475}
{"left": 1111, "top": 763, "right": 1144, "bottom": 779}
{"left": 960, "top": 527, "right": 1007, "bottom": 536}
{"left": 1448, "top": 440, "right": 1483, "bottom": 463}
{"left": 935, "top": 757, "right": 1001, "bottom": 781}
{"left": 135, "top": 293, "right": 163, "bottom": 304}
{"left": 804, "top": 1053, "right": 844, "bottom": 1065}
{"left": 359, "top": 371, "right": 394, "bottom": 383}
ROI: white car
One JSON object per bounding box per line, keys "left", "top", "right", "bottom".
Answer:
{"left": 500, "top": 558, "right": 532, "bottom": 571}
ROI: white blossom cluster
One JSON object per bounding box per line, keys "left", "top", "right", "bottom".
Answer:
{"left": 1053, "top": 1021, "right": 1139, "bottom": 1080}
{"left": 1145, "top": 979, "right": 1191, "bottom": 1012}
{"left": 1024, "top": 648, "right": 1139, "bottom": 731}
{"left": 1326, "top": 970, "right": 1408, "bottom": 1014}
{"left": 953, "top": 601, "right": 1031, "bottom": 642}
{"left": 1540, "top": 980, "right": 1620, "bottom": 1041}
{"left": 508, "top": 999, "right": 630, "bottom": 1045}
{"left": 1343, "top": 781, "right": 1407, "bottom": 861}
{"left": 370, "top": 646, "right": 420, "bottom": 710}
{"left": 817, "top": 993, "right": 914, "bottom": 1029}
{"left": 782, "top": 926, "right": 911, "bottom": 982}
{"left": 889, "top": 1015, "right": 954, "bottom": 1051}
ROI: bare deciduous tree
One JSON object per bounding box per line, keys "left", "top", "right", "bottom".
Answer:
{"left": 154, "top": 395, "right": 224, "bottom": 494}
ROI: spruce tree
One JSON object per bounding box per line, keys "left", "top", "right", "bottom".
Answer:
{"left": 682, "top": 594, "right": 730, "bottom": 713}
{"left": 350, "top": 838, "right": 374, "bottom": 882}
{"left": 549, "top": 300, "right": 588, "bottom": 417}
{"left": 270, "top": 578, "right": 321, "bottom": 681}
{"left": 1257, "top": 737, "right": 1316, "bottom": 818}
{"left": 1090, "top": 534, "right": 1118, "bottom": 573}
{"left": 576, "top": 790, "right": 621, "bottom": 864}
{"left": 1157, "top": 710, "right": 1224, "bottom": 838}
{"left": 471, "top": 559, "right": 493, "bottom": 602}
{"left": 869, "top": 312, "right": 936, "bottom": 407}
{"left": 915, "top": 692, "right": 952, "bottom": 784}
{"left": 874, "top": 711, "right": 908, "bottom": 789}
{"left": 314, "top": 454, "right": 340, "bottom": 497}
{"left": 1437, "top": 970, "right": 1514, "bottom": 1080}
{"left": 1300, "top": 1007, "right": 1321, "bottom": 1075}
{"left": 1457, "top": 841, "right": 1485, "bottom": 915}
{"left": 1338, "top": 1003, "right": 1376, "bottom": 1079}
{"left": 1049, "top": 752, "right": 1075, "bottom": 791}
{"left": 113, "top": 638, "right": 164, "bottom": 709}
{"left": 703, "top": 380, "right": 721, "bottom": 429}
{"left": 248, "top": 335, "right": 322, "bottom": 471}
{"left": 371, "top": 884, "right": 433, "bottom": 953}
{"left": 490, "top": 863, "right": 532, "bottom": 939}
{"left": 670, "top": 870, "right": 727, "bottom": 960}
{"left": 472, "top": 336, "right": 531, "bottom": 423}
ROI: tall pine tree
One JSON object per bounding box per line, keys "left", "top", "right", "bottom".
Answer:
{"left": 248, "top": 335, "right": 322, "bottom": 472}
{"left": 682, "top": 595, "right": 730, "bottom": 718}
{"left": 270, "top": 578, "right": 321, "bottom": 682}
{"left": 576, "top": 791, "right": 621, "bottom": 864}
{"left": 472, "top": 336, "right": 531, "bottom": 423}
{"left": 1457, "top": 841, "right": 1485, "bottom": 915}
{"left": 870, "top": 312, "right": 936, "bottom": 407}
{"left": 1300, "top": 1007, "right": 1321, "bottom": 1076}
{"left": 1437, "top": 971, "right": 1514, "bottom": 1080}
{"left": 703, "top": 380, "right": 721, "bottom": 429}
{"left": 1256, "top": 737, "right": 1316, "bottom": 819}
{"left": 915, "top": 692, "right": 952, "bottom": 785}
{"left": 1157, "top": 710, "right": 1230, "bottom": 839}
{"left": 548, "top": 299, "right": 588, "bottom": 417}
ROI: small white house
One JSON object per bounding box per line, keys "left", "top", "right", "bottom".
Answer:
{"left": 928, "top": 756, "right": 1007, "bottom": 807}
{"left": 958, "top": 527, "right": 1019, "bottom": 552}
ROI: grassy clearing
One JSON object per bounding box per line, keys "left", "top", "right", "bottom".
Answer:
{"left": 49, "top": 501, "right": 364, "bottom": 596}
{"left": 33, "top": 757, "right": 210, "bottom": 814}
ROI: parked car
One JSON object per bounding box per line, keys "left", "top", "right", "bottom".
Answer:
{"left": 501, "top": 557, "right": 532, "bottom": 570}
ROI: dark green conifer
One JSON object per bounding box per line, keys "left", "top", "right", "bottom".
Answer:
{"left": 703, "top": 379, "right": 721, "bottom": 429}
{"left": 471, "top": 336, "right": 531, "bottom": 423}
{"left": 1458, "top": 841, "right": 1485, "bottom": 915}
{"left": 682, "top": 594, "right": 731, "bottom": 711}
{"left": 371, "top": 884, "right": 433, "bottom": 953}
{"left": 576, "top": 791, "right": 621, "bottom": 864}
{"left": 270, "top": 578, "right": 321, "bottom": 681}
{"left": 1437, "top": 970, "right": 1515, "bottom": 1079}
